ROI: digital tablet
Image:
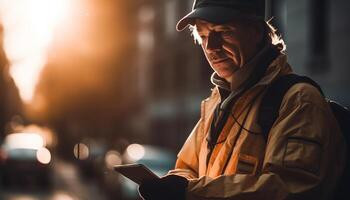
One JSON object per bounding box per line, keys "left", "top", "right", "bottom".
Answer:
{"left": 114, "top": 163, "right": 159, "bottom": 185}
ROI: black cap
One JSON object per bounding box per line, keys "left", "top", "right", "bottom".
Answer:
{"left": 176, "top": 0, "right": 265, "bottom": 31}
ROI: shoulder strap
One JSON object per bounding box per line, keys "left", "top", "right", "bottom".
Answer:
{"left": 327, "top": 100, "right": 350, "bottom": 199}
{"left": 258, "top": 74, "right": 323, "bottom": 141}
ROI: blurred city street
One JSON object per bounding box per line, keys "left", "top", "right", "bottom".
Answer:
{"left": 0, "top": 0, "right": 349, "bottom": 199}
{"left": 0, "top": 158, "right": 109, "bottom": 200}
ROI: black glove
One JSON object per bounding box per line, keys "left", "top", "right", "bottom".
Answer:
{"left": 138, "top": 175, "right": 188, "bottom": 200}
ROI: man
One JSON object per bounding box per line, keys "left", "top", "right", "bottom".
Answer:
{"left": 139, "top": 0, "right": 346, "bottom": 199}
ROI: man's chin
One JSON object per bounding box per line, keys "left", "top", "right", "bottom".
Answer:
{"left": 217, "top": 73, "right": 233, "bottom": 83}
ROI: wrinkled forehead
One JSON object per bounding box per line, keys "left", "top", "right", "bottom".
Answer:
{"left": 194, "top": 19, "right": 239, "bottom": 32}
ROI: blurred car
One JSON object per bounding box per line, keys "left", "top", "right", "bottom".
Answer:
{"left": 118, "top": 144, "right": 176, "bottom": 200}
{"left": 0, "top": 133, "right": 52, "bottom": 188}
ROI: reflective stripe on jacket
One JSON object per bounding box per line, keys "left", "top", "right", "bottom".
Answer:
{"left": 168, "top": 55, "right": 346, "bottom": 200}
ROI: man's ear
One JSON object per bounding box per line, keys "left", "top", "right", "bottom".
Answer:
{"left": 250, "top": 21, "right": 265, "bottom": 48}
{"left": 253, "top": 21, "right": 264, "bottom": 44}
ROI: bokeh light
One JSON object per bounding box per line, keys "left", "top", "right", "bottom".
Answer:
{"left": 36, "top": 147, "right": 51, "bottom": 164}
{"left": 73, "top": 143, "right": 89, "bottom": 160}
{"left": 4, "top": 196, "right": 38, "bottom": 200}
{"left": 126, "top": 143, "right": 145, "bottom": 161}
{"left": 10, "top": 123, "right": 56, "bottom": 148}
{"left": 4, "top": 133, "right": 44, "bottom": 150}
{"left": 105, "top": 150, "right": 122, "bottom": 169}
{"left": 52, "top": 192, "right": 75, "bottom": 200}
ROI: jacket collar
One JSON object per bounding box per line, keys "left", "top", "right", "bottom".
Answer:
{"left": 211, "top": 44, "right": 280, "bottom": 92}
{"left": 255, "top": 54, "right": 293, "bottom": 87}
{"left": 211, "top": 44, "right": 285, "bottom": 101}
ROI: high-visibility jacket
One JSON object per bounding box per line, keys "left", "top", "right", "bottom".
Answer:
{"left": 168, "top": 54, "right": 346, "bottom": 200}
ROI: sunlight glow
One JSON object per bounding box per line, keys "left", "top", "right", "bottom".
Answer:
{"left": 0, "top": 0, "right": 71, "bottom": 103}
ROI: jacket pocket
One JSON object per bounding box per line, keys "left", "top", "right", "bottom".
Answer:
{"left": 283, "top": 137, "right": 322, "bottom": 175}
{"left": 236, "top": 153, "right": 259, "bottom": 175}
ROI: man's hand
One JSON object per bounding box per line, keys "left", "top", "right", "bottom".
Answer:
{"left": 138, "top": 175, "right": 188, "bottom": 200}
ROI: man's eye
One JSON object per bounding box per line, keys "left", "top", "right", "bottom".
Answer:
{"left": 199, "top": 35, "right": 207, "bottom": 40}
{"left": 221, "top": 31, "right": 232, "bottom": 37}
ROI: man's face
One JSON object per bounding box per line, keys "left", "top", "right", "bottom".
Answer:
{"left": 195, "top": 19, "right": 262, "bottom": 81}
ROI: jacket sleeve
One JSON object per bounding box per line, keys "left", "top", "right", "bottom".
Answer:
{"left": 168, "top": 118, "right": 204, "bottom": 179}
{"left": 169, "top": 89, "right": 219, "bottom": 179}
{"left": 185, "top": 84, "right": 346, "bottom": 200}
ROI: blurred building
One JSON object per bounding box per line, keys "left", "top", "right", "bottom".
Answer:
{"left": 0, "top": 24, "right": 22, "bottom": 140}
{"left": 0, "top": 24, "right": 6, "bottom": 140}
{"left": 128, "top": 0, "right": 212, "bottom": 151}
{"left": 286, "top": 0, "right": 350, "bottom": 106}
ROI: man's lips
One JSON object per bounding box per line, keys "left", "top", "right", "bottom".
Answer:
{"left": 212, "top": 58, "right": 230, "bottom": 64}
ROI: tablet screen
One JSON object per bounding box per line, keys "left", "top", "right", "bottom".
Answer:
{"left": 114, "top": 164, "right": 159, "bottom": 185}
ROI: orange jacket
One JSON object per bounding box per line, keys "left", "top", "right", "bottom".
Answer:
{"left": 168, "top": 55, "right": 346, "bottom": 200}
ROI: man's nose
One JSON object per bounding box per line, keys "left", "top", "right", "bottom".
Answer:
{"left": 206, "top": 32, "right": 222, "bottom": 53}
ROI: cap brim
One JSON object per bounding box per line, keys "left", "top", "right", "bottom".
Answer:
{"left": 176, "top": 7, "right": 243, "bottom": 31}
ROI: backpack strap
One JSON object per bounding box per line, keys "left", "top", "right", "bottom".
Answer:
{"left": 258, "top": 74, "right": 324, "bottom": 141}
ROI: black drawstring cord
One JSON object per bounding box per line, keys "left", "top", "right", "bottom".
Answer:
{"left": 230, "top": 112, "right": 260, "bottom": 135}
{"left": 229, "top": 88, "right": 266, "bottom": 135}
{"left": 221, "top": 102, "right": 254, "bottom": 174}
